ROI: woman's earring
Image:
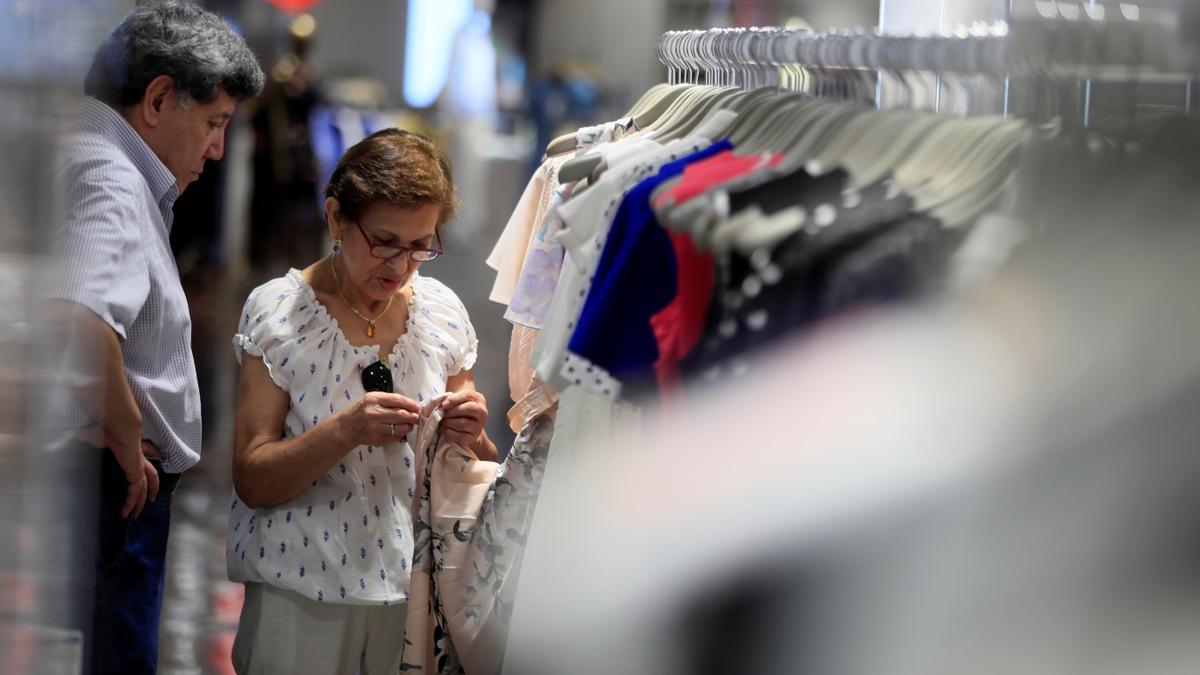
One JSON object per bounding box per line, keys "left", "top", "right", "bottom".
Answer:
{"left": 332, "top": 238, "right": 343, "bottom": 253}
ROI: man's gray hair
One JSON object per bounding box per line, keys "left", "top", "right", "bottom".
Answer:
{"left": 84, "top": 0, "right": 264, "bottom": 108}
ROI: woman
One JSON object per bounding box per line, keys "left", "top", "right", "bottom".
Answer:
{"left": 227, "top": 128, "right": 498, "bottom": 674}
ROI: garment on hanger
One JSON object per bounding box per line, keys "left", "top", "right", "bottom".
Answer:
{"left": 530, "top": 119, "right": 734, "bottom": 394}
{"left": 649, "top": 231, "right": 715, "bottom": 397}
{"left": 504, "top": 181, "right": 575, "bottom": 329}
{"left": 563, "top": 140, "right": 733, "bottom": 398}
{"left": 496, "top": 85, "right": 1027, "bottom": 410}
{"left": 678, "top": 179, "right": 957, "bottom": 383}
{"left": 652, "top": 149, "right": 783, "bottom": 210}
{"left": 486, "top": 120, "right": 622, "bottom": 307}
{"left": 486, "top": 156, "right": 561, "bottom": 308}
{"left": 488, "top": 76, "right": 1041, "bottom": 554}
{"left": 489, "top": 120, "right": 639, "bottom": 406}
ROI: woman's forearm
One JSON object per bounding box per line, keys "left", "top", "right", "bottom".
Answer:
{"left": 234, "top": 418, "right": 353, "bottom": 509}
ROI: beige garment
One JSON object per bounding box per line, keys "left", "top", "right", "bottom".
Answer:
{"left": 486, "top": 155, "right": 572, "bottom": 308}
{"left": 485, "top": 164, "right": 545, "bottom": 305}
{"left": 402, "top": 396, "right": 555, "bottom": 674}
{"left": 231, "top": 582, "right": 407, "bottom": 675}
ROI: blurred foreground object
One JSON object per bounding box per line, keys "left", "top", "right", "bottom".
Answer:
{"left": 503, "top": 116, "right": 1200, "bottom": 675}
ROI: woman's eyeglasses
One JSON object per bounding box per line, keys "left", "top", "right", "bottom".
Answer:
{"left": 355, "top": 222, "right": 443, "bottom": 262}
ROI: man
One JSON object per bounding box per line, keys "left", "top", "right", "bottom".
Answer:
{"left": 50, "top": 2, "right": 263, "bottom": 672}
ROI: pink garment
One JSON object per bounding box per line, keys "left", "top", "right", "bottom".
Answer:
{"left": 507, "top": 324, "right": 560, "bottom": 431}
{"left": 650, "top": 232, "right": 714, "bottom": 397}
{"left": 652, "top": 150, "right": 783, "bottom": 209}
{"left": 402, "top": 396, "right": 555, "bottom": 674}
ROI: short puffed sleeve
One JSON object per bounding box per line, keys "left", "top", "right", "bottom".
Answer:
{"left": 412, "top": 274, "right": 478, "bottom": 377}
{"left": 232, "top": 276, "right": 311, "bottom": 391}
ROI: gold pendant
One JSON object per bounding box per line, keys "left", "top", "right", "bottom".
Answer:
{"left": 367, "top": 321, "right": 376, "bottom": 338}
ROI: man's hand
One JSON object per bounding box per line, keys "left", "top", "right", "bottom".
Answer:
{"left": 112, "top": 438, "right": 148, "bottom": 519}
{"left": 73, "top": 427, "right": 159, "bottom": 518}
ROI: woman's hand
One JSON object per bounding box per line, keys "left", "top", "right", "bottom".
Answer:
{"left": 439, "top": 390, "right": 489, "bottom": 450}
{"left": 336, "top": 392, "right": 421, "bottom": 447}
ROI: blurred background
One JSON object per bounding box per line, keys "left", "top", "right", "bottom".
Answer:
{"left": 4, "top": 0, "right": 1200, "bottom": 673}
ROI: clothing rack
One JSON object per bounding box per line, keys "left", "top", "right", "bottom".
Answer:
{"left": 657, "top": 7, "right": 1198, "bottom": 86}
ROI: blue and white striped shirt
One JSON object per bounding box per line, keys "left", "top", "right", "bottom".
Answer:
{"left": 51, "top": 96, "right": 202, "bottom": 473}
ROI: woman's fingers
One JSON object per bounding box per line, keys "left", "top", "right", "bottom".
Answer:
{"left": 440, "top": 416, "right": 480, "bottom": 432}
{"left": 439, "top": 390, "right": 487, "bottom": 446}
{"left": 359, "top": 418, "right": 413, "bottom": 445}
{"left": 367, "top": 392, "right": 421, "bottom": 414}
{"left": 347, "top": 391, "right": 492, "bottom": 447}
{"left": 440, "top": 404, "right": 484, "bottom": 446}
{"left": 439, "top": 390, "right": 481, "bottom": 410}
{"left": 442, "top": 403, "right": 486, "bottom": 426}
{"left": 371, "top": 406, "right": 420, "bottom": 426}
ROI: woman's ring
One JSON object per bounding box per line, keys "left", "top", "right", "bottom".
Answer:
{"left": 390, "top": 423, "right": 396, "bottom": 436}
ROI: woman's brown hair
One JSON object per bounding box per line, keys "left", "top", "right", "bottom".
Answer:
{"left": 324, "top": 128, "right": 458, "bottom": 226}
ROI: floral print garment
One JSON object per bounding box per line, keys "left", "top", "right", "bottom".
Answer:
{"left": 401, "top": 396, "right": 555, "bottom": 674}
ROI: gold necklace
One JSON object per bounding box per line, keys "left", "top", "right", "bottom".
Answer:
{"left": 329, "top": 256, "right": 398, "bottom": 338}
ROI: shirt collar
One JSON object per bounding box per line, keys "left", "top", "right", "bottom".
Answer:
{"left": 78, "top": 97, "right": 180, "bottom": 208}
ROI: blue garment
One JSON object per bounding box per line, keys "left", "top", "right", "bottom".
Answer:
{"left": 93, "top": 449, "right": 177, "bottom": 675}
{"left": 567, "top": 141, "right": 732, "bottom": 385}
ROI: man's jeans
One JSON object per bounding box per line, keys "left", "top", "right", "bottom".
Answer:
{"left": 90, "top": 447, "right": 179, "bottom": 675}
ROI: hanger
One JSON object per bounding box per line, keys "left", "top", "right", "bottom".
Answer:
{"left": 866, "top": 38, "right": 1002, "bottom": 187}
{"left": 810, "top": 66, "right": 922, "bottom": 179}
{"left": 642, "top": 84, "right": 706, "bottom": 134}
{"left": 722, "top": 29, "right": 815, "bottom": 147}
{"left": 541, "top": 85, "right": 675, "bottom": 159}
{"left": 720, "top": 35, "right": 976, "bottom": 247}
{"left": 632, "top": 84, "right": 690, "bottom": 129}
{"left": 543, "top": 32, "right": 699, "bottom": 159}
{"left": 544, "top": 132, "right": 577, "bottom": 158}
{"left": 650, "top": 84, "right": 722, "bottom": 138}
{"left": 915, "top": 120, "right": 1024, "bottom": 221}
{"left": 742, "top": 31, "right": 880, "bottom": 160}
{"left": 723, "top": 90, "right": 807, "bottom": 147}
{"left": 628, "top": 83, "right": 671, "bottom": 117}
{"left": 555, "top": 85, "right": 709, "bottom": 184}
{"left": 771, "top": 100, "right": 868, "bottom": 171}
{"left": 655, "top": 86, "right": 743, "bottom": 142}
{"left": 925, "top": 128, "right": 1022, "bottom": 226}
{"left": 741, "top": 96, "right": 820, "bottom": 157}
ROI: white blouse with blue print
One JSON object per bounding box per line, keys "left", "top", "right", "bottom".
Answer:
{"left": 227, "top": 269, "right": 478, "bottom": 605}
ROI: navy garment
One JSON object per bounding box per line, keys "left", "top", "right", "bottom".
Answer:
{"left": 92, "top": 449, "right": 178, "bottom": 675}
{"left": 567, "top": 140, "right": 732, "bottom": 389}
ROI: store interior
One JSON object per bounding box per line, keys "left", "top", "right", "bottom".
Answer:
{"left": 4, "top": 0, "right": 1200, "bottom": 673}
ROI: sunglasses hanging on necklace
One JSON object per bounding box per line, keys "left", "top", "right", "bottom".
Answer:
{"left": 361, "top": 359, "right": 393, "bottom": 393}
{"left": 328, "top": 257, "right": 394, "bottom": 404}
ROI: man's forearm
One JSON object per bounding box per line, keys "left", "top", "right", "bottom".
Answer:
{"left": 55, "top": 301, "right": 142, "bottom": 448}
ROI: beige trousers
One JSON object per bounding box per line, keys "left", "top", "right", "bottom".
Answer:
{"left": 232, "top": 583, "right": 407, "bottom": 675}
